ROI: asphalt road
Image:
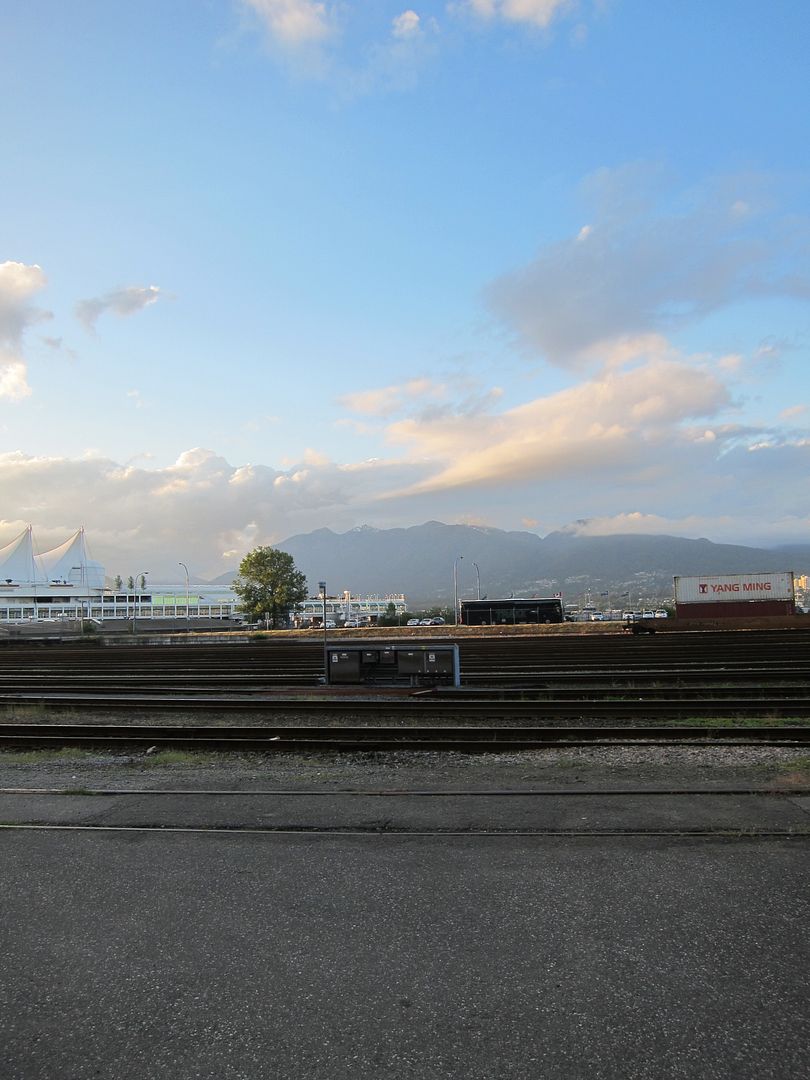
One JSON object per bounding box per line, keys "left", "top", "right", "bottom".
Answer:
{"left": 2, "top": 830, "right": 808, "bottom": 1080}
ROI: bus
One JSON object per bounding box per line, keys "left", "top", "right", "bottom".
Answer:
{"left": 459, "top": 597, "right": 565, "bottom": 626}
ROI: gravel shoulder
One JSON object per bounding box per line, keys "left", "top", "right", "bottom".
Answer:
{"left": 2, "top": 744, "right": 809, "bottom": 793}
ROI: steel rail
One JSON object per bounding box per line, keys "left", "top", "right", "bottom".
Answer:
{"left": 2, "top": 691, "right": 810, "bottom": 719}
{"left": 4, "top": 673, "right": 810, "bottom": 691}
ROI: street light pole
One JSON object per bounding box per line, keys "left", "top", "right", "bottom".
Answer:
{"left": 319, "top": 581, "right": 328, "bottom": 684}
{"left": 71, "top": 565, "right": 83, "bottom": 629}
{"left": 472, "top": 561, "right": 481, "bottom": 601}
{"left": 132, "top": 571, "right": 149, "bottom": 634}
{"left": 179, "top": 562, "right": 190, "bottom": 623}
{"left": 453, "top": 555, "right": 463, "bottom": 626}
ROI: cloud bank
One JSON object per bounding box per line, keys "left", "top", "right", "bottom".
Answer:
{"left": 486, "top": 168, "right": 810, "bottom": 368}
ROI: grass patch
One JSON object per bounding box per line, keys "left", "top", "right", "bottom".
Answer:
{"left": 675, "top": 715, "right": 810, "bottom": 728}
{"left": 0, "top": 747, "right": 96, "bottom": 764}
{"left": 776, "top": 755, "right": 810, "bottom": 778}
{"left": 0, "top": 705, "right": 83, "bottom": 723}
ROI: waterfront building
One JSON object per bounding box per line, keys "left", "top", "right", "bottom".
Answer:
{"left": 0, "top": 527, "right": 237, "bottom": 623}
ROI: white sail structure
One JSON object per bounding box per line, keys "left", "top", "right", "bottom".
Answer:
{"left": 37, "top": 528, "right": 105, "bottom": 590}
{"left": 0, "top": 525, "right": 106, "bottom": 621}
{"left": 0, "top": 526, "right": 46, "bottom": 584}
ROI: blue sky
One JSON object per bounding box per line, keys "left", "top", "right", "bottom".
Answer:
{"left": 1, "top": 0, "right": 808, "bottom": 577}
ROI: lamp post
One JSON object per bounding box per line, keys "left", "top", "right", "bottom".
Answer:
{"left": 319, "top": 581, "right": 328, "bottom": 684}
{"left": 453, "top": 555, "right": 463, "bottom": 626}
{"left": 472, "top": 561, "right": 481, "bottom": 601}
{"left": 179, "top": 562, "right": 190, "bottom": 623}
{"left": 132, "top": 571, "right": 149, "bottom": 634}
{"left": 71, "top": 565, "right": 83, "bottom": 628}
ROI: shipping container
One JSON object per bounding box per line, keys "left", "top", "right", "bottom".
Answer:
{"left": 674, "top": 572, "right": 795, "bottom": 605}
{"left": 674, "top": 599, "right": 795, "bottom": 620}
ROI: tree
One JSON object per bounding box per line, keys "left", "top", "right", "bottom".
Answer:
{"left": 378, "top": 601, "right": 399, "bottom": 627}
{"left": 127, "top": 575, "right": 135, "bottom": 590}
{"left": 114, "top": 575, "right": 123, "bottom": 591}
{"left": 232, "top": 547, "right": 308, "bottom": 628}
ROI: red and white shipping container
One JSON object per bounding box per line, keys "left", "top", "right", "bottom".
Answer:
{"left": 674, "top": 572, "right": 796, "bottom": 619}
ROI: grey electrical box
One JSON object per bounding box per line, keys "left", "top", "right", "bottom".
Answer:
{"left": 326, "top": 644, "right": 459, "bottom": 686}
{"left": 328, "top": 650, "right": 362, "bottom": 683}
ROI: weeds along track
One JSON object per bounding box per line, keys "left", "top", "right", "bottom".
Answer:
{"left": 1, "top": 722, "right": 809, "bottom": 752}
{"left": 2, "top": 694, "right": 810, "bottom": 724}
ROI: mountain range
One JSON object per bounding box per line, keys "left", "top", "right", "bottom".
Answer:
{"left": 209, "top": 522, "right": 810, "bottom": 606}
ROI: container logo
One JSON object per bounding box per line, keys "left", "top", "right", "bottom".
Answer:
{"left": 699, "top": 581, "right": 773, "bottom": 594}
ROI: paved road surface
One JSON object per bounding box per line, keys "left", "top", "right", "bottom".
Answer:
{"left": 2, "top": 827, "right": 808, "bottom": 1079}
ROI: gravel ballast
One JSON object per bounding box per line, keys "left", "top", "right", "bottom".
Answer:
{"left": 1, "top": 744, "right": 809, "bottom": 793}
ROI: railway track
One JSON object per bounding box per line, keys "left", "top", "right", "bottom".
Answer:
{"left": 2, "top": 689, "right": 810, "bottom": 721}
{"left": 2, "top": 722, "right": 809, "bottom": 752}
{"left": 1, "top": 629, "right": 809, "bottom": 730}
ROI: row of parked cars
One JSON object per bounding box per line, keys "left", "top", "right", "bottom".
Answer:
{"left": 406, "top": 617, "right": 446, "bottom": 626}
{"left": 584, "top": 610, "right": 668, "bottom": 621}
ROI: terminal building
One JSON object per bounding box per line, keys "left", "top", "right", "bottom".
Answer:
{"left": 0, "top": 527, "right": 237, "bottom": 623}
{"left": 295, "top": 592, "right": 407, "bottom": 626}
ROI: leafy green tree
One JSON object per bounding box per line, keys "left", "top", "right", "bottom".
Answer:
{"left": 377, "top": 601, "right": 399, "bottom": 627}
{"left": 127, "top": 575, "right": 135, "bottom": 590}
{"left": 114, "top": 575, "right": 123, "bottom": 591}
{"left": 232, "top": 547, "right": 308, "bottom": 628}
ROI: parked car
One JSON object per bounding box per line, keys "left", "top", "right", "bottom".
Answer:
{"left": 654, "top": 610, "right": 668, "bottom": 618}
{"left": 430, "top": 616, "right": 446, "bottom": 625}
{"left": 589, "top": 612, "right": 604, "bottom": 621}
{"left": 406, "top": 618, "right": 421, "bottom": 626}
{"left": 642, "top": 610, "right": 655, "bottom": 619}
{"left": 419, "top": 618, "right": 433, "bottom": 625}
{"left": 344, "top": 619, "right": 361, "bottom": 628}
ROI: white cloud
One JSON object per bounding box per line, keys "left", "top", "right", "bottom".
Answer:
{"left": 241, "top": 0, "right": 333, "bottom": 45}
{"left": 0, "top": 362, "right": 31, "bottom": 401}
{"left": 0, "top": 260, "right": 51, "bottom": 401}
{"left": 383, "top": 351, "right": 732, "bottom": 494}
{"left": 486, "top": 168, "right": 810, "bottom": 369}
{"left": 456, "top": 0, "right": 572, "bottom": 28}
{"left": 75, "top": 285, "right": 161, "bottom": 331}
{"left": 341, "top": 377, "right": 446, "bottom": 417}
{"left": 561, "top": 512, "right": 734, "bottom": 538}
{"left": 393, "top": 10, "right": 421, "bottom": 38}
{"left": 236, "top": 0, "right": 572, "bottom": 92}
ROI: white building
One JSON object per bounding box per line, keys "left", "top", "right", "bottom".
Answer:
{"left": 0, "top": 527, "right": 237, "bottom": 622}
{"left": 295, "top": 591, "right": 407, "bottom": 626}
